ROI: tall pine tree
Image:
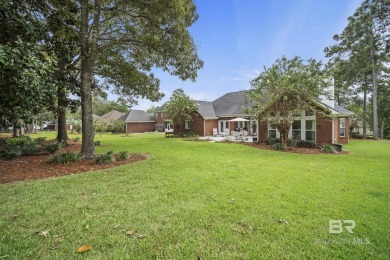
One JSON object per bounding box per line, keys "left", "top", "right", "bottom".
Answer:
{"left": 325, "top": 0, "right": 389, "bottom": 140}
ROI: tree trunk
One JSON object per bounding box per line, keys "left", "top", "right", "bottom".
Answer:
{"left": 280, "top": 131, "right": 288, "bottom": 146}
{"left": 380, "top": 119, "right": 384, "bottom": 139}
{"left": 57, "top": 105, "right": 68, "bottom": 144}
{"left": 33, "top": 120, "right": 37, "bottom": 134}
{"left": 25, "top": 124, "right": 33, "bottom": 134}
{"left": 57, "top": 85, "right": 68, "bottom": 144}
{"left": 13, "top": 123, "right": 19, "bottom": 137}
{"left": 79, "top": 0, "right": 100, "bottom": 158}
{"left": 369, "top": 28, "right": 379, "bottom": 140}
{"left": 363, "top": 88, "right": 367, "bottom": 139}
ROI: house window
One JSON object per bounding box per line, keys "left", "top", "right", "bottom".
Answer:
{"left": 292, "top": 120, "right": 301, "bottom": 140}
{"left": 268, "top": 123, "right": 277, "bottom": 138}
{"left": 185, "top": 120, "right": 190, "bottom": 129}
{"left": 340, "top": 118, "right": 346, "bottom": 137}
{"left": 161, "top": 112, "right": 164, "bottom": 118}
{"left": 305, "top": 120, "right": 316, "bottom": 141}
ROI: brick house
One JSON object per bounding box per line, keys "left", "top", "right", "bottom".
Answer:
{"left": 120, "top": 110, "right": 156, "bottom": 133}
{"left": 124, "top": 90, "right": 353, "bottom": 144}
{"left": 256, "top": 99, "right": 354, "bottom": 145}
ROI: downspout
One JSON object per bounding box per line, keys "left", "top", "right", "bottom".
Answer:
{"left": 204, "top": 119, "right": 206, "bottom": 136}
{"left": 332, "top": 118, "right": 335, "bottom": 144}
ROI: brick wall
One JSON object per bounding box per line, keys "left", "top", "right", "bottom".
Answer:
{"left": 257, "top": 115, "right": 335, "bottom": 144}
{"left": 316, "top": 114, "right": 333, "bottom": 144}
{"left": 205, "top": 120, "right": 218, "bottom": 136}
{"left": 126, "top": 122, "right": 155, "bottom": 133}
{"left": 182, "top": 112, "right": 205, "bottom": 135}
{"left": 257, "top": 120, "right": 268, "bottom": 142}
{"left": 336, "top": 117, "right": 350, "bottom": 144}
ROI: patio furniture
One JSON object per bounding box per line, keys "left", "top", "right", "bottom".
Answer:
{"left": 212, "top": 128, "right": 218, "bottom": 137}
{"left": 232, "top": 131, "right": 240, "bottom": 140}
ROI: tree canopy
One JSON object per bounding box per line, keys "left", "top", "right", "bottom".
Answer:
{"left": 0, "top": 1, "right": 57, "bottom": 129}
{"left": 92, "top": 96, "right": 129, "bottom": 116}
{"left": 246, "top": 56, "right": 330, "bottom": 146}
{"left": 164, "top": 88, "right": 198, "bottom": 135}
{"left": 325, "top": 0, "right": 390, "bottom": 139}
{"left": 78, "top": 0, "right": 204, "bottom": 157}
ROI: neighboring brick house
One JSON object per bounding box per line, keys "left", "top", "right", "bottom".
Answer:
{"left": 124, "top": 90, "right": 353, "bottom": 144}
{"left": 46, "top": 123, "right": 72, "bottom": 131}
{"left": 99, "top": 110, "right": 125, "bottom": 123}
{"left": 120, "top": 110, "right": 155, "bottom": 133}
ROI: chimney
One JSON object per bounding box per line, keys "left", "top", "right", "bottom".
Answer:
{"left": 320, "top": 78, "right": 334, "bottom": 108}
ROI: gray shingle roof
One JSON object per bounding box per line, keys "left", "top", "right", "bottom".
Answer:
{"left": 334, "top": 104, "right": 354, "bottom": 115}
{"left": 120, "top": 110, "right": 155, "bottom": 122}
{"left": 100, "top": 110, "right": 125, "bottom": 122}
{"left": 212, "top": 91, "right": 251, "bottom": 116}
{"left": 196, "top": 101, "right": 216, "bottom": 118}
{"left": 137, "top": 91, "right": 353, "bottom": 121}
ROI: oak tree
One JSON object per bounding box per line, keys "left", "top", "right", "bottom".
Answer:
{"left": 78, "top": 0, "right": 203, "bottom": 158}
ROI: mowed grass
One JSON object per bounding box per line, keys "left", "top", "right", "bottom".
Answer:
{"left": 0, "top": 133, "right": 389, "bottom": 259}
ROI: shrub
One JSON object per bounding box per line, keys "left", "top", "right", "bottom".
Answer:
{"left": 34, "top": 137, "right": 47, "bottom": 145}
{"left": 287, "top": 139, "right": 299, "bottom": 147}
{"left": 321, "top": 143, "right": 336, "bottom": 153}
{"left": 118, "top": 151, "right": 128, "bottom": 161}
{"left": 4, "top": 136, "right": 39, "bottom": 156}
{"left": 3, "top": 147, "right": 22, "bottom": 158}
{"left": 272, "top": 143, "right": 285, "bottom": 150}
{"left": 44, "top": 143, "right": 61, "bottom": 154}
{"left": 266, "top": 137, "right": 276, "bottom": 145}
{"left": 296, "top": 140, "right": 318, "bottom": 148}
{"left": 107, "top": 121, "right": 126, "bottom": 133}
{"left": 94, "top": 152, "right": 114, "bottom": 165}
{"left": 49, "top": 152, "right": 80, "bottom": 164}
{"left": 183, "top": 132, "right": 197, "bottom": 137}
{"left": 352, "top": 132, "right": 364, "bottom": 139}
{"left": 94, "top": 140, "right": 101, "bottom": 146}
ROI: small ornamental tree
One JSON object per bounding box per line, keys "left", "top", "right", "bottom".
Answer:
{"left": 246, "top": 56, "right": 331, "bottom": 146}
{"left": 165, "top": 89, "right": 198, "bottom": 135}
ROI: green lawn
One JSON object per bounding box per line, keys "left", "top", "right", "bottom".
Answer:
{"left": 1, "top": 133, "right": 389, "bottom": 259}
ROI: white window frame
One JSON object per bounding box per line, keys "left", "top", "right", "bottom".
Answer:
{"left": 218, "top": 120, "right": 230, "bottom": 135}
{"left": 267, "top": 121, "right": 279, "bottom": 138}
{"left": 340, "top": 118, "right": 346, "bottom": 137}
{"left": 305, "top": 118, "right": 316, "bottom": 142}
{"left": 185, "top": 120, "right": 190, "bottom": 129}
{"left": 291, "top": 119, "right": 302, "bottom": 140}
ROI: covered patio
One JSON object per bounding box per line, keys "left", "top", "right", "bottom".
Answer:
{"left": 204, "top": 117, "right": 258, "bottom": 142}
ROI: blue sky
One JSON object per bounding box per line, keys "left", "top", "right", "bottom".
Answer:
{"left": 125, "top": 0, "right": 363, "bottom": 111}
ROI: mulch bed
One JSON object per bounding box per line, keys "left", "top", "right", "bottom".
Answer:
{"left": 0, "top": 142, "right": 147, "bottom": 184}
{"left": 245, "top": 142, "right": 349, "bottom": 155}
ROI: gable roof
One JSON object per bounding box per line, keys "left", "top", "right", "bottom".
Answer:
{"left": 196, "top": 101, "right": 216, "bottom": 118}
{"left": 120, "top": 110, "right": 155, "bottom": 122}
{"left": 100, "top": 110, "right": 125, "bottom": 122}
{"left": 212, "top": 91, "right": 251, "bottom": 117}
{"left": 150, "top": 90, "right": 354, "bottom": 120}
{"left": 334, "top": 104, "right": 354, "bottom": 116}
